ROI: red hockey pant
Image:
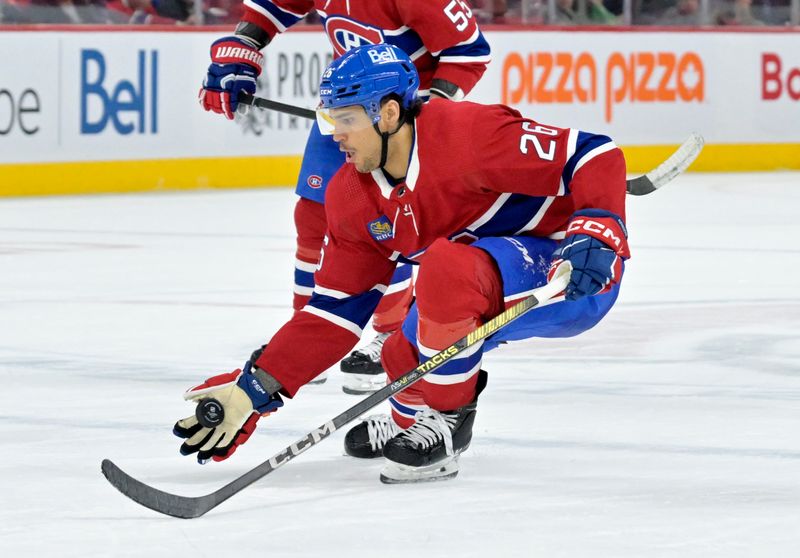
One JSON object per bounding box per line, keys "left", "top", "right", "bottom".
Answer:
{"left": 381, "top": 238, "right": 503, "bottom": 428}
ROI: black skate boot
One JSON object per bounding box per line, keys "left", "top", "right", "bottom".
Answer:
{"left": 340, "top": 332, "right": 390, "bottom": 395}
{"left": 344, "top": 415, "right": 401, "bottom": 458}
{"left": 380, "top": 370, "right": 488, "bottom": 484}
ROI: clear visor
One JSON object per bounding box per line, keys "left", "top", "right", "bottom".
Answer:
{"left": 316, "top": 105, "right": 376, "bottom": 136}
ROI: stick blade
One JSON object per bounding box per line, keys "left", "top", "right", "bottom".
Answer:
{"left": 101, "top": 459, "right": 214, "bottom": 519}
{"left": 627, "top": 132, "right": 705, "bottom": 196}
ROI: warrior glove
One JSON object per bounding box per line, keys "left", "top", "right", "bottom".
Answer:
{"left": 199, "top": 35, "right": 264, "bottom": 120}
{"left": 551, "top": 209, "right": 630, "bottom": 300}
{"left": 174, "top": 360, "right": 283, "bottom": 463}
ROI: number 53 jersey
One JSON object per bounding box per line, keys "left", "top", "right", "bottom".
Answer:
{"left": 242, "top": 0, "right": 491, "bottom": 98}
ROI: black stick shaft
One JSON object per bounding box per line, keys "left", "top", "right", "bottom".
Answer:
{"left": 237, "top": 91, "right": 316, "bottom": 120}
{"left": 101, "top": 268, "right": 571, "bottom": 518}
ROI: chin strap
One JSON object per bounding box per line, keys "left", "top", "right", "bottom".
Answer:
{"left": 373, "top": 121, "right": 405, "bottom": 170}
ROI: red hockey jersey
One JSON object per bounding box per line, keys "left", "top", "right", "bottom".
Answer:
{"left": 256, "top": 100, "right": 627, "bottom": 396}
{"left": 241, "top": 0, "right": 491, "bottom": 97}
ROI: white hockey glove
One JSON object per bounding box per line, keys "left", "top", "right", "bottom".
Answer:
{"left": 173, "top": 361, "right": 283, "bottom": 463}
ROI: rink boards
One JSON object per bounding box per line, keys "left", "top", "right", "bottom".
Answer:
{"left": 0, "top": 26, "right": 798, "bottom": 196}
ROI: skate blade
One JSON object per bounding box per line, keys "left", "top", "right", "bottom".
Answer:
{"left": 342, "top": 373, "right": 386, "bottom": 395}
{"left": 307, "top": 372, "right": 329, "bottom": 385}
{"left": 379, "top": 456, "right": 460, "bottom": 484}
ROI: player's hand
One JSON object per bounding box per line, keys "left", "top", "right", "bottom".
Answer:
{"left": 173, "top": 361, "right": 283, "bottom": 463}
{"left": 551, "top": 209, "right": 630, "bottom": 300}
{"left": 199, "top": 35, "right": 263, "bottom": 120}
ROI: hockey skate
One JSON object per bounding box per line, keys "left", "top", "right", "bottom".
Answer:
{"left": 339, "top": 331, "right": 390, "bottom": 394}
{"left": 380, "top": 371, "right": 487, "bottom": 484}
{"left": 307, "top": 371, "right": 328, "bottom": 385}
{"left": 343, "top": 414, "right": 401, "bottom": 458}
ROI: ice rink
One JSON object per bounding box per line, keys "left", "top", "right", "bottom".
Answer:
{"left": 1, "top": 172, "right": 799, "bottom": 557}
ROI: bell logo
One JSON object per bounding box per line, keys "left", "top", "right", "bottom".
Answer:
{"left": 762, "top": 53, "right": 800, "bottom": 101}
{"left": 80, "top": 49, "right": 158, "bottom": 135}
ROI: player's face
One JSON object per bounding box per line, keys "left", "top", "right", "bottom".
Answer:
{"left": 326, "top": 107, "right": 382, "bottom": 173}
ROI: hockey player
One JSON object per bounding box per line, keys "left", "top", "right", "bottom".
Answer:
{"left": 176, "top": 44, "right": 630, "bottom": 483}
{"left": 199, "top": 0, "right": 491, "bottom": 393}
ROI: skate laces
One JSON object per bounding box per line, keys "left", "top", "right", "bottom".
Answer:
{"left": 402, "top": 409, "right": 457, "bottom": 456}
{"left": 357, "top": 331, "right": 391, "bottom": 362}
{"left": 365, "top": 415, "right": 400, "bottom": 452}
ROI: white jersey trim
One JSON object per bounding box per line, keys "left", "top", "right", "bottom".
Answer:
{"left": 572, "top": 142, "right": 618, "bottom": 178}
{"left": 406, "top": 123, "right": 421, "bottom": 191}
{"left": 438, "top": 55, "right": 492, "bottom": 64}
{"left": 313, "top": 285, "right": 351, "bottom": 299}
{"left": 370, "top": 169, "right": 395, "bottom": 200}
{"left": 466, "top": 192, "right": 511, "bottom": 231}
{"left": 515, "top": 196, "right": 556, "bottom": 234}
{"left": 294, "top": 258, "right": 317, "bottom": 273}
{"left": 243, "top": 0, "right": 287, "bottom": 32}
{"left": 384, "top": 277, "right": 412, "bottom": 296}
{"left": 383, "top": 25, "right": 411, "bottom": 36}
{"left": 302, "top": 306, "right": 363, "bottom": 338}
{"left": 430, "top": 27, "right": 480, "bottom": 56}
{"left": 409, "top": 46, "right": 428, "bottom": 62}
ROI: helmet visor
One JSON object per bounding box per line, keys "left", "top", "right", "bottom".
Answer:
{"left": 316, "top": 105, "right": 376, "bottom": 136}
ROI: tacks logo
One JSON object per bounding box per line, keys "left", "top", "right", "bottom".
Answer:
{"left": 502, "top": 50, "right": 704, "bottom": 122}
{"left": 81, "top": 49, "right": 158, "bottom": 135}
{"left": 325, "top": 17, "right": 383, "bottom": 57}
{"left": 762, "top": 53, "right": 800, "bottom": 101}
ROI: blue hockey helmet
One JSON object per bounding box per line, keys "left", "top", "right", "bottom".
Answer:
{"left": 317, "top": 44, "right": 420, "bottom": 135}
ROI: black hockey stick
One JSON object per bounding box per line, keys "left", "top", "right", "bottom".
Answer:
{"left": 236, "top": 93, "right": 704, "bottom": 197}
{"left": 101, "top": 264, "right": 572, "bottom": 519}
{"left": 238, "top": 91, "right": 316, "bottom": 120}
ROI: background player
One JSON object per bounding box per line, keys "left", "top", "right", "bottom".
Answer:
{"left": 175, "top": 44, "right": 631, "bottom": 484}
{"left": 198, "top": 0, "right": 492, "bottom": 393}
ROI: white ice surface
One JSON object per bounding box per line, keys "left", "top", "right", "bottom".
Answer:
{"left": 1, "top": 173, "right": 799, "bottom": 557}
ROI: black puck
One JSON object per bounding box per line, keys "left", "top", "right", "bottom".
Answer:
{"left": 196, "top": 398, "right": 225, "bottom": 428}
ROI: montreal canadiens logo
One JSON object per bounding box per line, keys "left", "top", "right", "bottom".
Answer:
{"left": 307, "top": 175, "right": 323, "bottom": 189}
{"left": 325, "top": 17, "right": 384, "bottom": 57}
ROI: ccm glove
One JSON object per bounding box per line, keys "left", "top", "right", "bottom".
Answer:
{"left": 199, "top": 35, "right": 264, "bottom": 120}
{"left": 551, "top": 209, "right": 630, "bottom": 300}
{"left": 174, "top": 359, "right": 283, "bottom": 463}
